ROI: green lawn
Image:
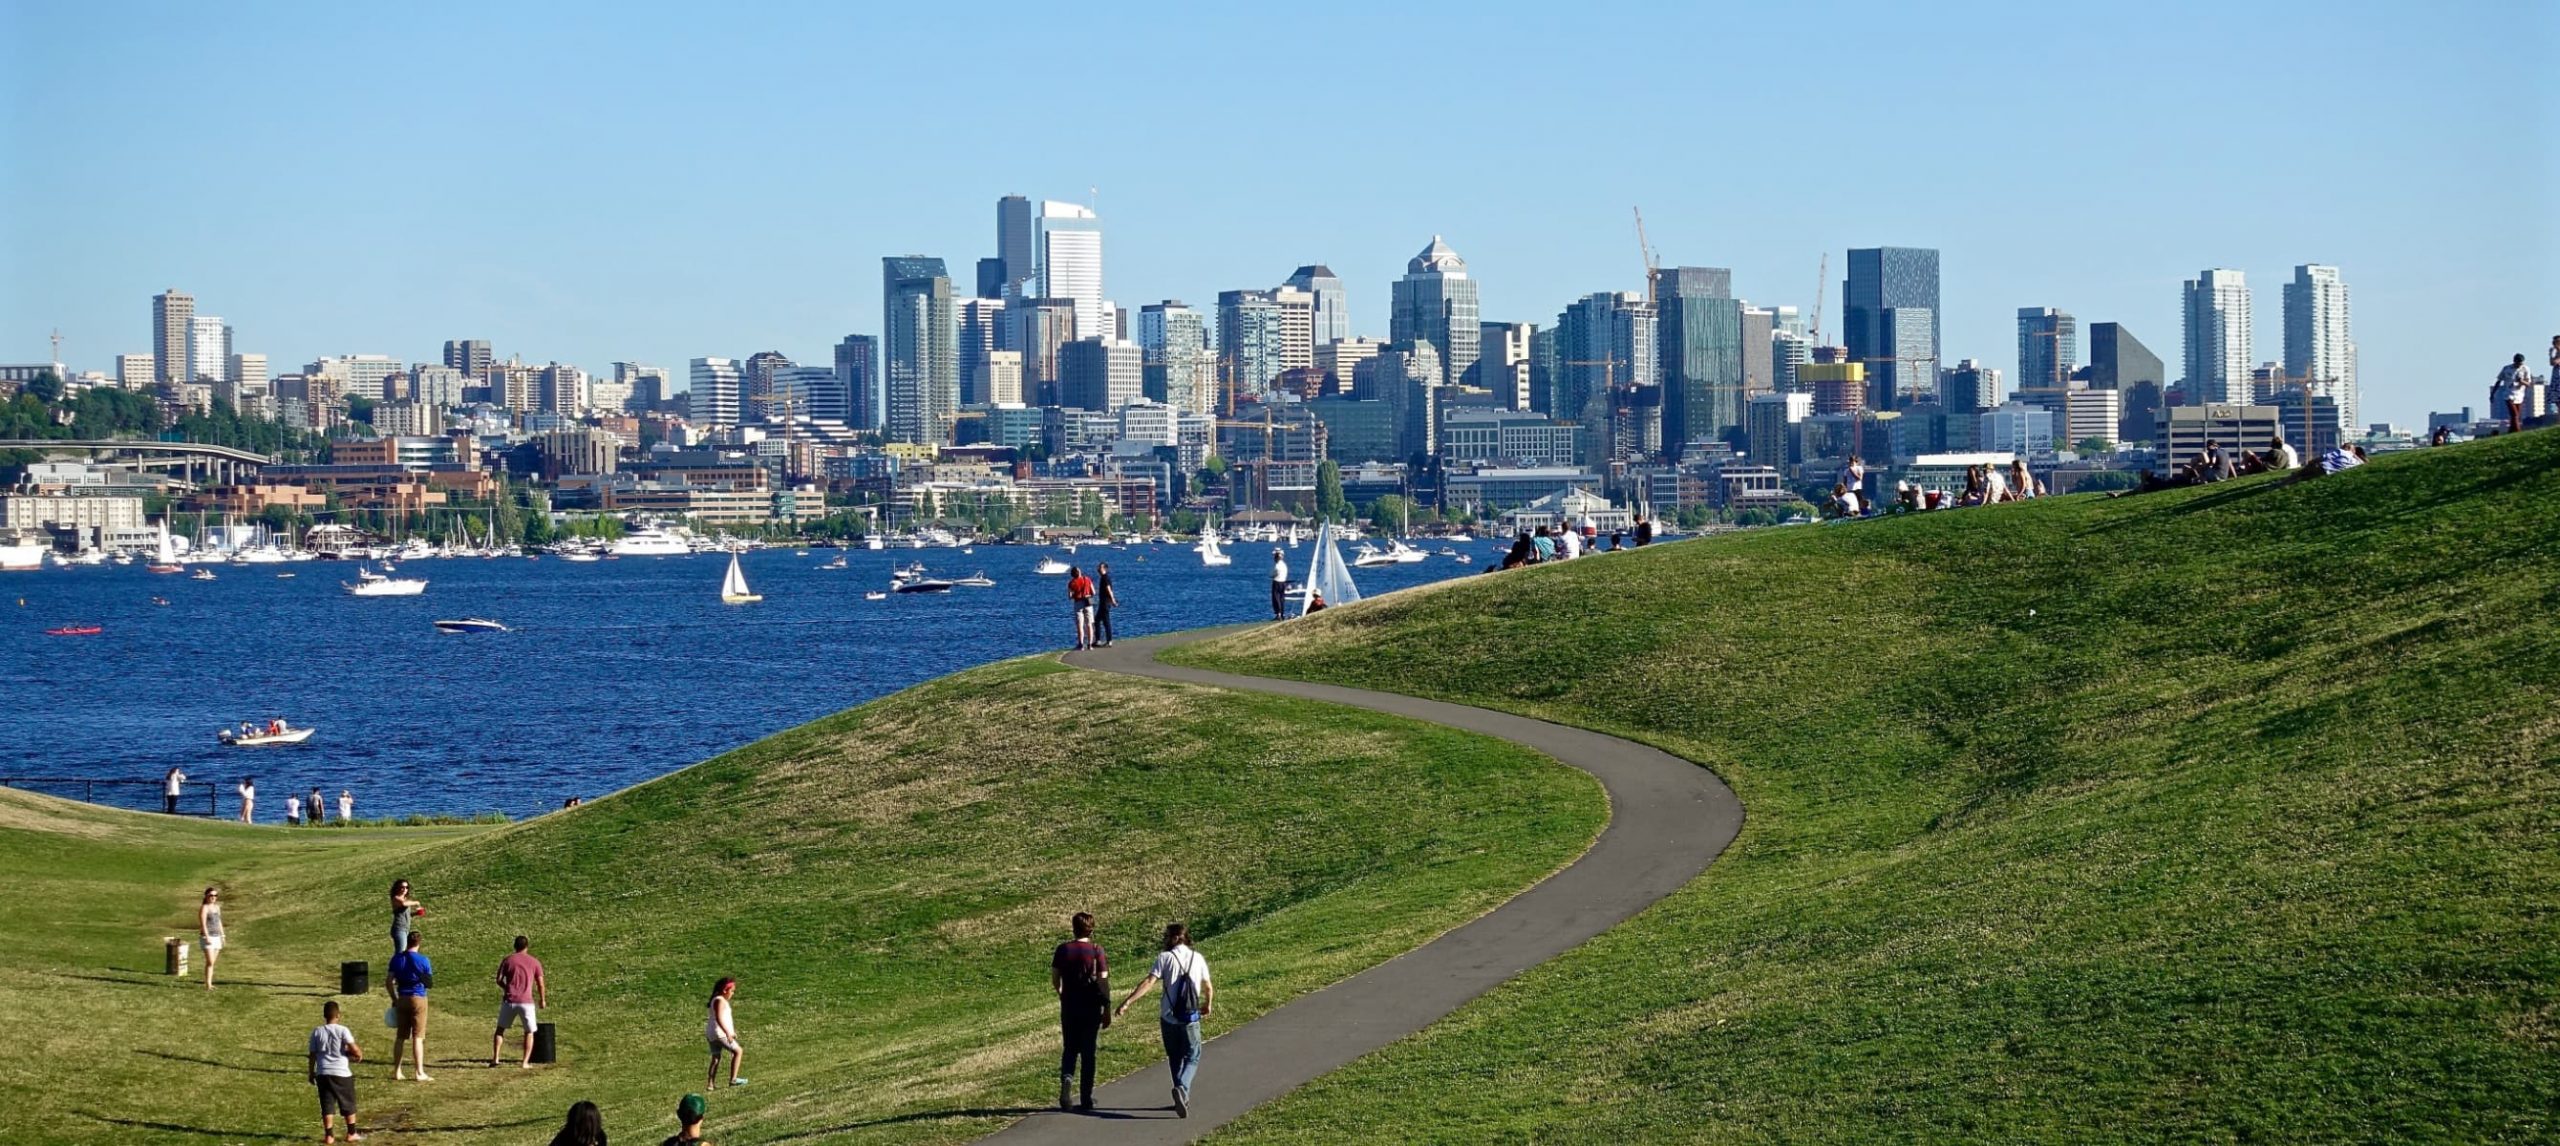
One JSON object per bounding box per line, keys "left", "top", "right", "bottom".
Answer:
{"left": 1178, "top": 429, "right": 2560, "bottom": 1143}
{"left": 0, "top": 656, "right": 1601, "bottom": 1144}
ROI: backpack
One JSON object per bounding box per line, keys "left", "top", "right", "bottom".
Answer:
{"left": 1166, "top": 950, "right": 1201, "bottom": 1022}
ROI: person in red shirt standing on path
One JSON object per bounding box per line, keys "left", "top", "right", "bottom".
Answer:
{"left": 1065, "top": 566, "right": 1096, "bottom": 650}
{"left": 491, "top": 935, "right": 547, "bottom": 1068}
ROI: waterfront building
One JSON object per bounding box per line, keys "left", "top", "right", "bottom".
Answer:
{"left": 883, "top": 256, "right": 958, "bottom": 445}
{"left": 1283, "top": 265, "right": 1350, "bottom": 346}
{"left": 2017, "top": 307, "right": 2078, "bottom": 390}
{"left": 690, "top": 357, "right": 743, "bottom": 427}
{"left": 2284, "top": 263, "right": 2357, "bottom": 431}
{"left": 1060, "top": 338, "right": 1142, "bottom": 413}
{"left": 153, "top": 290, "right": 193, "bottom": 385}
{"left": 1388, "top": 236, "right": 1480, "bottom": 389}
{"left": 1658, "top": 267, "right": 1745, "bottom": 450}
{"left": 1438, "top": 407, "right": 1579, "bottom": 468}
{"left": 1844, "top": 247, "right": 1940, "bottom": 408}
{"left": 2182, "top": 268, "right": 2253, "bottom": 405}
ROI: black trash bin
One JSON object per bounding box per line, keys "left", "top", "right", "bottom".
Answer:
{"left": 531, "top": 1022, "right": 557, "bottom": 1065}
{"left": 339, "top": 961, "right": 369, "bottom": 995}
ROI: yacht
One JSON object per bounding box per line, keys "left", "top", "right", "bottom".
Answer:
{"left": 344, "top": 567, "right": 428, "bottom": 596}
{"left": 609, "top": 528, "right": 692, "bottom": 557}
{"left": 952, "top": 571, "right": 995, "bottom": 587}
{"left": 1, "top": 541, "right": 49, "bottom": 571}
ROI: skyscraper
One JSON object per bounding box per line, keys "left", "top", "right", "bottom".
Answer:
{"left": 2182, "top": 268, "right": 2253, "bottom": 405}
{"left": 996, "top": 195, "right": 1036, "bottom": 298}
{"left": 1843, "top": 247, "right": 1940, "bottom": 407}
{"left": 834, "top": 335, "right": 879, "bottom": 430}
{"left": 187, "top": 316, "right": 230, "bottom": 384}
{"left": 1657, "top": 267, "right": 1745, "bottom": 449}
{"left": 1475, "top": 321, "right": 1535, "bottom": 410}
{"left": 443, "top": 339, "right": 493, "bottom": 377}
{"left": 1014, "top": 298, "right": 1079, "bottom": 406}
{"left": 1388, "top": 236, "right": 1480, "bottom": 389}
{"left": 883, "top": 256, "right": 958, "bottom": 444}
{"left": 1138, "top": 301, "right": 1208, "bottom": 413}
{"left": 1219, "top": 289, "right": 1289, "bottom": 405}
{"left": 689, "top": 358, "right": 743, "bottom": 427}
{"left": 1740, "top": 306, "right": 1776, "bottom": 396}
{"left": 2087, "top": 323, "right": 2164, "bottom": 442}
{"left": 1370, "top": 341, "right": 1444, "bottom": 462}
{"left": 1059, "top": 338, "right": 1142, "bottom": 412}
{"left": 2284, "top": 264, "right": 2355, "bottom": 430}
{"left": 2016, "top": 307, "right": 2079, "bottom": 390}
{"left": 1033, "top": 201, "right": 1105, "bottom": 342}
{"left": 742, "top": 351, "right": 793, "bottom": 421}
{"left": 1283, "top": 265, "right": 1350, "bottom": 346}
{"left": 956, "top": 297, "right": 1007, "bottom": 406}
{"left": 1554, "top": 292, "right": 1657, "bottom": 434}
{"left": 153, "top": 290, "right": 193, "bottom": 385}
{"left": 1939, "top": 359, "right": 2003, "bottom": 414}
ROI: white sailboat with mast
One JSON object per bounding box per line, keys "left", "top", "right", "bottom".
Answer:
{"left": 720, "top": 550, "right": 762, "bottom": 604}
{"left": 1299, "top": 521, "right": 1362, "bottom": 616}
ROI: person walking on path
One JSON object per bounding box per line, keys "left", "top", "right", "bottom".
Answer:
{"left": 163, "top": 766, "right": 186, "bottom": 814}
{"left": 197, "top": 887, "right": 224, "bottom": 990}
{"left": 1066, "top": 566, "right": 1096, "bottom": 650}
{"left": 2496, "top": 354, "right": 2530, "bottom": 433}
{"left": 1051, "top": 912, "right": 1111, "bottom": 1112}
{"left": 339, "top": 790, "right": 354, "bottom": 824}
{"left": 236, "top": 777, "right": 256, "bottom": 824}
{"left": 1114, "top": 922, "right": 1214, "bottom": 1119}
{"left": 388, "top": 933, "right": 434, "bottom": 1082}
{"left": 1091, "top": 563, "right": 1120, "bottom": 649}
{"left": 491, "top": 935, "right": 547, "bottom": 1068}
{"left": 307, "top": 1000, "right": 365, "bottom": 1144}
{"left": 1269, "top": 549, "right": 1288, "bottom": 621}
{"left": 662, "top": 1093, "right": 708, "bottom": 1145}
{"left": 705, "top": 977, "right": 747, "bottom": 1088}
{"left": 548, "top": 1101, "right": 607, "bottom": 1146}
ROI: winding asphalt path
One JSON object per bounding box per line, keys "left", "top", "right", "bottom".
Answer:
{"left": 983, "top": 626, "right": 1742, "bottom": 1143}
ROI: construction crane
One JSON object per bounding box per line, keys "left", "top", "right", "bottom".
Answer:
{"left": 1810, "top": 251, "right": 1828, "bottom": 345}
{"left": 1632, "top": 207, "right": 1660, "bottom": 306}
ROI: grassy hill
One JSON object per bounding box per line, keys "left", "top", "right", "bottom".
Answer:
{"left": 0, "top": 657, "right": 1601, "bottom": 1144}
{"left": 1178, "top": 430, "right": 2560, "bottom": 1142}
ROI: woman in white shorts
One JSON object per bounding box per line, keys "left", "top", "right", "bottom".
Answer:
{"left": 197, "top": 887, "right": 224, "bottom": 990}
{"left": 705, "top": 977, "right": 746, "bottom": 1088}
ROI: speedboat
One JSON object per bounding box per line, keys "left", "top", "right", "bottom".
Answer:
{"left": 893, "top": 577, "right": 954, "bottom": 594}
{"left": 823, "top": 555, "right": 848, "bottom": 569}
{"left": 953, "top": 572, "right": 995, "bottom": 587}
{"left": 864, "top": 591, "right": 888, "bottom": 601}
{"left": 191, "top": 568, "right": 218, "bottom": 581}
{"left": 1033, "top": 557, "right": 1071, "bottom": 575}
{"left": 44, "top": 623, "right": 102, "bottom": 636}
{"left": 1351, "top": 543, "right": 1396, "bottom": 568}
{"left": 344, "top": 567, "right": 428, "bottom": 596}
{"left": 218, "top": 723, "right": 315, "bottom": 746}
{"left": 432, "top": 618, "right": 510, "bottom": 634}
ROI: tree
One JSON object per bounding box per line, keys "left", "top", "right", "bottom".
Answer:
{"left": 1314, "top": 460, "right": 1349, "bottom": 522}
{"left": 2072, "top": 470, "right": 2139, "bottom": 493}
{"left": 2076, "top": 437, "right": 2114, "bottom": 457}
{"left": 1368, "top": 494, "right": 1415, "bottom": 535}
{"left": 24, "top": 370, "right": 63, "bottom": 404}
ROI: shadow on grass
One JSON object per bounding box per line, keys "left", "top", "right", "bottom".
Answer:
{"left": 765, "top": 1105, "right": 1062, "bottom": 1140}
{"left": 133, "top": 1048, "right": 296, "bottom": 1075}
{"left": 76, "top": 1111, "right": 295, "bottom": 1139}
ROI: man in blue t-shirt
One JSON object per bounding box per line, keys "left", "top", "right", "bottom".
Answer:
{"left": 388, "top": 933, "right": 434, "bottom": 1082}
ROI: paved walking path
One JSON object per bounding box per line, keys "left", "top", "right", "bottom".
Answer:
{"left": 983, "top": 626, "right": 1742, "bottom": 1143}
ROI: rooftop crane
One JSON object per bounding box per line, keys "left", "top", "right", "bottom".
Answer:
{"left": 1632, "top": 207, "right": 1661, "bottom": 306}
{"left": 1810, "top": 251, "right": 1828, "bottom": 345}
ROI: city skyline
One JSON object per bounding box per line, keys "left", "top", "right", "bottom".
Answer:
{"left": 3, "top": 2, "right": 2551, "bottom": 426}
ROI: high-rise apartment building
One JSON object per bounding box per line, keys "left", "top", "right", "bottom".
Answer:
{"left": 225, "top": 353, "right": 268, "bottom": 398}
{"left": 1388, "top": 236, "right": 1480, "bottom": 389}
{"left": 1270, "top": 286, "right": 1316, "bottom": 376}
{"left": 536, "top": 362, "right": 588, "bottom": 415}
{"left": 1657, "top": 267, "right": 1745, "bottom": 450}
{"left": 1474, "top": 322, "right": 1534, "bottom": 410}
{"left": 2182, "top": 269, "right": 2253, "bottom": 406}
{"left": 1283, "top": 265, "right": 1350, "bottom": 346}
{"left": 2284, "top": 264, "right": 2355, "bottom": 430}
{"left": 883, "top": 256, "right": 957, "bottom": 445}
{"left": 1059, "top": 338, "right": 1142, "bottom": 413}
{"left": 1218, "top": 289, "right": 1289, "bottom": 404}
{"left": 984, "top": 351, "right": 1024, "bottom": 406}
{"left": 1746, "top": 390, "right": 1814, "bottom": 468}
{"left": 1740, "top": 307, "right": 1776, "bottom": 395}
{"left": 2017, "top": 307, "right": 2079, "bottom": 390}
{"left": 186, "top": 317, "right": 230, "bottom": 383}
{"left": 690, "top": 357, "right": 743, "bottom": 427}
{"left": 613, "top": 362, "right": 671, "bottom": 412}
{"left": 1771, "top": 328, "right": 1811, "bottom": 393}
{"left": 1138, "top": 301, "right": 1208, "bottom": 414}
{"left": 1369, "top": 341, "right": 1445, "bottom": 461}
{"left": 443, "top": 339, "right": 493, "bottom": 377}
{"left": 117, "top": 354, "right": 155, "bottom": 390}
{"left": 1844, "top": 247, "right": 1940, "bottom": 407}
{"left": 152, "top": 290, "right": 195, "bottom": 385}
{"left": 413, "top": 364, "right": 468, "bottom": 408}
{"left": 1014, "top": 298, "right": 1079, "bottom": 405}
{"left": 2086, "top": 323, "right": 2164, "bottom": 441}
{"left": 956, "top": 297, "right": 1007, "bottom": 406}
{"left": 833, "top": 335, "right": 879, "bottom": 429}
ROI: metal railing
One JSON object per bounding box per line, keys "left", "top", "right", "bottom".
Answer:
{"left": 0, "top": 776, "right": 220, "bottom": 816}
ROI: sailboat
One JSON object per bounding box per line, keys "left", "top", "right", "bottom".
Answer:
{"left": 720, "top": 551, "right": 762, "bottom": 604}
{"left": 1299, "top": 522, "right": 1362, "bottom": 616}
{"left": 1195, "top": 524, "right": 1232, "bottom": 567}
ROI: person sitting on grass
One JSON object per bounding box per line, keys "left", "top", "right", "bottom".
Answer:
{"left": 662, "top": 1093, "right": 708, "bottom": 1146}
{"left": 548, "top": 1101, "right": 606, "bottom": 1146}
{"left": 2295, "top": 443, "right": 2368, "bottom": 480}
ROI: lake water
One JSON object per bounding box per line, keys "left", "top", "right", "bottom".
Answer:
{"left": 1, "top": 541, "right": 1490, "bottom": 818}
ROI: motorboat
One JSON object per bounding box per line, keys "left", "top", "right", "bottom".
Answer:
{"left": 44, "top": 623, "right": 102, "bottom": 636}
{"left": 609, "top": 528, "right": 693, "bottom": 557}
{"left": 862, "top": 533, "right": 886, "bottom": 551}
{"left": 822, "top": 555, "right": 848, "bottom": 570}
{"left": 218, "top": 723, "right": 314, "bottom": 747}
{"left": 953, "top": 572, "right": 995, "bottom": 587}
{"left": 720, "top": 551, "right": 762, "bottom": 604}
{"left": 344, "top": 567, "right": 428, "bottom": 596}
{"left": 276, "top": 572, "right": 296, "bottom": 579}
{"left": 893, "top": 576, "right": 954, "bottom": 594}
{"left": 432, "top": 618, "right": 510, "bottom": 634}
{"left": 864, "top": 591, "right": 888, "bottom": 601}
{"left": 1351, "top": 543, "right": 1396, "bottom": 568}
{"left": 1033, "top": 557, "right": 1071, "bottom": 575}
{"left": 191, "top": 568, "right": 218, "bottom": 581}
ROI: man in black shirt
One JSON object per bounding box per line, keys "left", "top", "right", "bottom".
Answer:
{"left": 1050, "top": 912, "right": 1110, "bottom": 1111}
{"left": 1092, "top": 563, "right": 1119, "bottom": 648}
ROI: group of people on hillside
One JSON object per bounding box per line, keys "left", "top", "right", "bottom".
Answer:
{"left": 1496, "top": 516, "right": 1652, "bottom": 571}
{"left": 178, "top": 768, "right": 354, "bottom": 825}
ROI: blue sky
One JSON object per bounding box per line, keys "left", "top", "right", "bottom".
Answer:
{"left": 3, "top": 0, "right": 2552, "bottom": 424}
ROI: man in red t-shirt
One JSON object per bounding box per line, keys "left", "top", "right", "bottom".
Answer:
{"left": 491, "top": 935, "right": 547, "bottom": 1068}
{"left": 1065, "top": 567, "right": 1095, "bottom": 650}
{"left": 1050, "top": 912, "right": 1110, "bottom": 1111}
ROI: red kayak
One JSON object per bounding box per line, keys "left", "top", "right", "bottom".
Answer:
{"left": 45, "top": 624, "right": 103, "bottom": 636}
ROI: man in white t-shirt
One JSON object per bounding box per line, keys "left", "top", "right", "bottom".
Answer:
{"left": 1558, "top": 526, "right": 1582, "bottom": 560}
{"left": 1114, "top": 922, "right": 1215, "bottom": 1119}
{"left": 1268, "top": 550, "right": 1288, "bottom": 621}
{"left": 286, "top": 793, "right": 304, "bottom": 826}
{"left": 163, "top": 767, "right": 187, "bottom": 815}
{"left": 307, "top": 999, "right": 364, "bottom": 1144}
